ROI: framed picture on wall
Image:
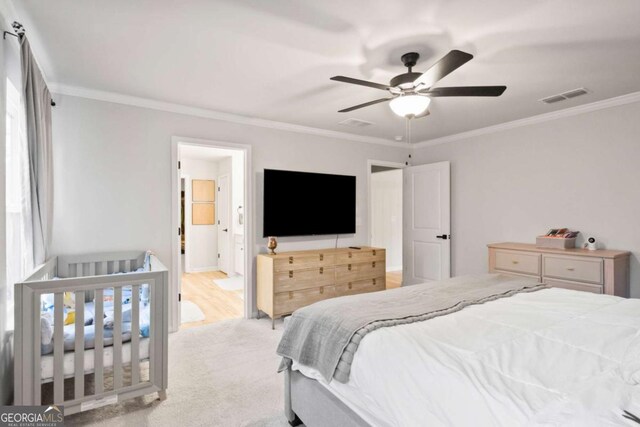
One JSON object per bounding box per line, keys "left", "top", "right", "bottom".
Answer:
{"left": 192, "top": 179, "right": 215, "bottom": 202}
{"left": 192, "top": 179, "right": 215, "bottom": 224}
{"left": 193, "top": 203, "right": 215, "bottom": 225}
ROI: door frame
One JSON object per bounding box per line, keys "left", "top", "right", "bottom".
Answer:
{"left": 216, "top": 173, "right": 231, "bottom": 275}
{"left": 171, "top": 136, "right": 253, "bottom": 333}
{"left": 366, "top": 159, "right": 406, "bottom": 248}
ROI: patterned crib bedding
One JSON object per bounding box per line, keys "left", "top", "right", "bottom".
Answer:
{"left": 39, "top": 275, "right": 152, "bottom": 355}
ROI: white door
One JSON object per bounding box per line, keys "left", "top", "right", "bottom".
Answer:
{"left": 403, "top": 161, "right": 451, "bottom": 285}
{"left": 217, "top": 175, "right": 231, "bottom": 274}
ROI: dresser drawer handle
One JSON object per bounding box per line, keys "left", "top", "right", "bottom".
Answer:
{"left": 372, "top": 278, "right": 376, "bottom": 286}
{"left": 348, "top": 264, "right": 352, "bottom": 271}
{"left": 319, "top": 267, "right": 324, "bottom": 274}
{"left": 288, "top": 291, "right": 293, "bottom": 299}
{"left": 372, "top": 262, "right": 376, "bottom": 268}
{"left": 567, "top": 267, "right": 575, "bottom": 271}
{"left": 289, "top": 271, "right": 293, "bottom": 278}
{"left": 348, "top": 252, "right": 352, "bottom": 258}
{"left": 348, "top": 282, "right": 352, "bottom": 290}
{"left": 372, "top": 250, "right": 377, "bottom": 256}
{"left": 289, "top": 256, "right": 294, "bottom": 264}
{"left": 320, "top": 286, "right": 324, "bottom": 295}
{"left": 512, "top": 260, "right": 519, "bottom": 265}
{"left": 319, "top": 254, "right": 324, "bottom": 261}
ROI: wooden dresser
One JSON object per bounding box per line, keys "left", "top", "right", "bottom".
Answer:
{"left": 257, "top": 246, "right": 386, "bottom": 328}
{"left": 488, "top": 242, "right": 630, "bottom": 297}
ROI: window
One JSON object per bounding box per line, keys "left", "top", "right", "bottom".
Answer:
{"left": 5, "top": 78, "right": 32, "bottom": 330}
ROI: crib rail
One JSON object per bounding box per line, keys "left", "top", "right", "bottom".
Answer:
{"left": 14, "top": 253, "right": 168, "bottom": 415}
{"left": 57, "top": 251, "right": 147, "bottom": 278}
{"left": 22, "top": 257, "right": 58, "bottom": 282}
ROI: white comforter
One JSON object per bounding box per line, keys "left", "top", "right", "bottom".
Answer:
{"left": 294, "top": 288, "right": 640, "bottom": 426}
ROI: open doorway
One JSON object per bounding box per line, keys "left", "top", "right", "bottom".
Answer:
{"left": 368, "top": 160, "right": 405, "bottom": 289}
{"left": 176, "top": 143, "right": 247, "bottom": 329}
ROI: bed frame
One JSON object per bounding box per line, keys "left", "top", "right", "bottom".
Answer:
{"left": 284, "top": 366, "right": 370, "bottom": 427}
{"left": 14, "top": 250, "right": 169, "bottom": 415}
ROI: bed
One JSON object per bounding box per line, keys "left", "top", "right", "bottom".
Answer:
{"left": 14, "top": 250, "right": 168, "bottom": 415}
{"left": 278, "top": 274, "right": 640, "bottom": 426}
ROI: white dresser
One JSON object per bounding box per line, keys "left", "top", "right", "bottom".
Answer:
{"left": 488, "top": 242, "right": 630, "bottom": 297}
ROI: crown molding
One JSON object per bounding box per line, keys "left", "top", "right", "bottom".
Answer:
{"left": 413, "top": 90, "right": 640, "bottom": 149}
{"left": 49, "top": 83, "right": 409, "bottom": 148}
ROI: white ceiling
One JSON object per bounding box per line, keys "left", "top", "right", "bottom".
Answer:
{"left": 11, "top": 0, "right": 640, "bottom": 143}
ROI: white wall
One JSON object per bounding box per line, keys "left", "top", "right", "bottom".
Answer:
{"left": 371, "top": 169, "right": 402, "bottom": 271}
{"left": 50, "top": 95, "right": 410, "bottom": 313}
{"left": 412, "top": 100, "right": 640, "bottom": 297}
{"left": 181, "top": 157, "right": 219, "bottom": 271}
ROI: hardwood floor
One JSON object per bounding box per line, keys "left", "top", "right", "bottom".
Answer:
{"left": 386, "top": 270, "right": 402, "bottom": 289}
{"left": 181, "top": 271, "right": 243, "bottom": 329}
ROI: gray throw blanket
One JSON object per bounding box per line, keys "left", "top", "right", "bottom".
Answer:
{"left": 277, "top": 274, "right": 547, "bottom": 383}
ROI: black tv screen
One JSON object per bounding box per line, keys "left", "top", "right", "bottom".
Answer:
{"left": 263, "top": 169, "right": 356, "bottom": 237}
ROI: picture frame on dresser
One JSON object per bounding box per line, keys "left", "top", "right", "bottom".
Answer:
{"left": 488, "top": 242, "right": 630, "bottom": 297}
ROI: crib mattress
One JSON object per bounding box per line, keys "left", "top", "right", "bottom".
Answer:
{"left": 41, "top": 338, "right": 150, "bottom": 382}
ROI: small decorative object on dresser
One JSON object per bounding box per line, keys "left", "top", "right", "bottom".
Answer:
{"left": 585, "top": 237, "right": 597, "bottom": 250}
{"left": 267, "top": 236, "right": 278, "bottom": 255}
{"left": 536, "top": 228, "right": 579, "bottom": 249}
{"left": 488, "top": 242, "right": 630, "bottom": 297}
{"left": 257, "top": 246, "right": 386, "bottom": 328}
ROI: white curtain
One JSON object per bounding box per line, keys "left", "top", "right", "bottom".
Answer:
{"left": 20, "top": 36, "right": 53, "bottom": 265}
{"left": 5, "top": 78, "right": 33, "bottom": 329}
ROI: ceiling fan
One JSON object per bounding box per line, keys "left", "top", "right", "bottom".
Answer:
{"left": 331, "top": 50, "right": 506, "bottom": 118}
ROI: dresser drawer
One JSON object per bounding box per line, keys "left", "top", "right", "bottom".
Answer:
{"left": 336, "top": 277, "right": 385, "bottom": 297}
{"left": 544, "top": 278, "right": 603, "bottom": 294}
{"left": 494, "top": 250, "right": 541, "bottom": 276}
{"left": 335, "top": 249, "right": 385, "bottom": 265}
{"left": 543, "top": 255, "right": 603, "bottom": 284}
{"left": 274, "top": 253, "right": 336, "bottom": 272}
{"left": 335, "top": 261, "right": 385, "bottom": 282}
{"left": 274, "top": 285, "right": 336, "bottom": 315}
{"left": 274, "top": 266, "right": 335, "bottom": 292}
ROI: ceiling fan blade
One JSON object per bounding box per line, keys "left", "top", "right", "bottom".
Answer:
{"left": 423, "top": 86, "right": 507, "bottom": 97}
{"left": 338, "top": 97, "right": 393, "bottom": 113}
{"left": 412, "top": 50, "right": 473, "bottom": 89}
{"left": 331, "top": 76, "right": 390, "bottom": 91}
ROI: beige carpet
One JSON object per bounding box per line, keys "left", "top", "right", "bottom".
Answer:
{"left": 65, "top": 317, "right": 289, "bottom": 427}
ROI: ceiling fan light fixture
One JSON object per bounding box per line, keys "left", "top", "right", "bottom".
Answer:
{"left": 389, "top": 95, "right": 431, "bottom": 117}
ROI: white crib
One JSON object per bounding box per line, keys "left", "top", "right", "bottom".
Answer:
{"left": 14, "top": 250, "right": 168, "bottom": 415}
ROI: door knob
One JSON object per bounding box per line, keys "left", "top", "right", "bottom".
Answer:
{"left": 436, "top": 234, "right": 450, "bottom": 240}
{"left": 223, "top": 228, "right": 228, "bottom": 232}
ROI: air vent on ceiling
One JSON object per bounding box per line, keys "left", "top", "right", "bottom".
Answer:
{"left": 540, "top": 88, "right": 590, "bottom": 104}
{"left": 562, "top": 88, "right": 589, "bottom": 99}
{"left": 338, "top": 118, "right": 374, "bottom": 127}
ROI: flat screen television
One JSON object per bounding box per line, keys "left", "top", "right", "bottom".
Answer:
{"left": 263, "top": 169, "right": 356, "bottom": 237}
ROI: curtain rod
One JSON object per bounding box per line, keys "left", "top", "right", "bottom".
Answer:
{"left": 3, "top": 22, "right": 56, "bottom": 107}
